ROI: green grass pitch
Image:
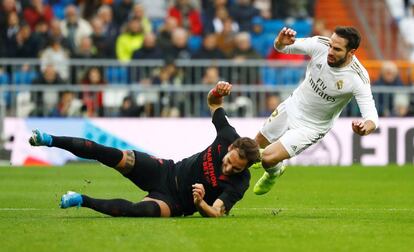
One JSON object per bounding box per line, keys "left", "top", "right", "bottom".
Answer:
{"left": 0, "top": 164, "right": 413, "bottom": 252}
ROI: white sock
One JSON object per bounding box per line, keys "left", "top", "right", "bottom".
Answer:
{"left": 265, "top": 162, "right": 283, "bottom": 176}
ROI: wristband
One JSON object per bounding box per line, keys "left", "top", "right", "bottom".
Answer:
{"left": 211, "top": 88, "right": 222, "bottom": 98}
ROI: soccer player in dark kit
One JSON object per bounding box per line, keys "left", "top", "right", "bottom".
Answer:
{"left": 29, "top": 81, "right": 260, "bottom": 217}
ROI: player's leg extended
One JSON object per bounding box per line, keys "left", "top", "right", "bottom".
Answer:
{"left": 29, "top": 129, "right": 124, "bottom": 168}
{"left": 60, "top": 192, "right": 170, "bottom": 217}
{"left": 253, "top": 138, "right": 289, "bottom": 195}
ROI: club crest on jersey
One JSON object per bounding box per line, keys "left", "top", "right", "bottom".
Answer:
{"left": 336, "top": 80, "right": 344, "bottom": 90}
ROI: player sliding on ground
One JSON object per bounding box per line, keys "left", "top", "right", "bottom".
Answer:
{"left": 29, "top": 81, "right": 260, "bottom": 217}
{"left": 252, "top": 26, "right": 379, "bottom": 195}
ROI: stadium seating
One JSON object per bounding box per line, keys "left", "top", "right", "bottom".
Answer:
{"left": 188, "top": 35, "right": 203, "bottom": 53}
{"left": 291, "top": 19, "right": 313, "bottom": 38}
{"left": 104, "top": 66, "right": 129, "bottom": 84}
{"left": 12, "top": 71, "right": 37, "bottom": 85}
{"left": 262, "top": 19, "right": 285, "bottom": 34}
{"left": 0, "top": 72, "right": 10, "bottom": 106}
{"left": 261, "top": 66, "right": 306, "bottom": 86}
{"left": 151, "top": 18, "right": 165, "bottom": 33}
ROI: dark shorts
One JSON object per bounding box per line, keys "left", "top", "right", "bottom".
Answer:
{"left": 123, "top": 151, "right": 183, "bottom": 217}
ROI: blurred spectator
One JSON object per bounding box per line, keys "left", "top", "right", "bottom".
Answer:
{"left": 216, "top": 17, "right": 237, "bottom": 57}
{"left": 8, "top": 23, "right": 39, "bottom": 57}
{"left": 202, "top": 66, "right": 220, "bottom": 85}
{"left": 31, "top": 65, "right": 65, "bottom": 116}
{"left": 168, "top": 0, "right": 203, "bottom": 35}
{"left": 203, "top": 0, "right": 230, "bottom": 26}
{"left": 229, "top": 0, "right": 260, "bottom": 32}
{"left": 50, "top": 91, "right": 82, "bottom": 117}
{"left": 230, "top": 32, "right": 261, "bottom": 84}
{"left": 32, "top": 20, "right": 50, "bottom": 52}
{"left": 253, "top": 0, "right": 271, "bottom": 19}
{"left": 230, "top": 32, "right": 261, "bottom": 60}
{"left": 163, "top": 27, "right": 192, "bottom": 60}
{"left": 130, "top": 3, "right": 152, "bottom": 34}
{"left": 271, "top": 0, "right": 313, "bottom": 19}
{"left": 112, "top": 0, "right": 133, "bottom": 28}
{"left": 373, "top": 61, "right": 405, "bottom": 116}
{"left": 97, "top": 5, "right": 118, "bottom": 40}
{"left": 48, "top": 19, "right": 71, "bottom": 52}
{"left": 138, "top": 0, "right": 168, "bottom": 19}
{"left": 205, "top": 6, "right": 239, "bottom": 34}
{"left": 90, "top": 17, "right": 113, "bottom": 58}
{"left": 157, "top": 16, "right": 178, "bottom": 51}
{"left": 150, "top": 62, "right": 185, "bottom": 117}
{"left": 23, "top": 0, "right": 54, "bottom": 31}
{"left": 81, "top": 67, "right": 106, "bottom": 117}
{"left": 151, "top": 62, "right": 184, "bottom": 86}
{"left": 119, "top": 95, "right": 142, "bottom": 117}
{"left": 399, "top": 2, "right": 414, "bottom": 60}
{"left": 132, "top": 32, "right": 163, "bottom": 59}
{"left": 199, "top": 66, "right": 221, "bottom": 116}
{"left": 73, "top": 36, "right": 97, "bottom": 59}
{"left": 2, "top": 11, "right": 19, "bottom": 56}
{"left": 394, "top": 93, "right": 410, "bottom": 117}
{"left": 312, "top": 19, "right": 332, "bottom": 37}
{"left": 78, "top": 0, "right": 102, "bottom": 20}
{"left": 259, "top": 93, "right": 281, "bottom": 117}
{"left": 0, "top": 0, "right": 20, "bottom": 38}
{"left": 40, "top": 37, "right": 70, "bottom": 80}
{"left": 193, "top": 33, "right": 226, "bottom": 59}
{"left": 60, "top": 5, "right": 93, "bottom": 54}
{"left": 116, "top": 18, "right": 145, "bottom": 61}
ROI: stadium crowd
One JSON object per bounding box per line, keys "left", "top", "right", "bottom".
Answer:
{"left": 0, "top": 0, "right": 412, "bottom": 118}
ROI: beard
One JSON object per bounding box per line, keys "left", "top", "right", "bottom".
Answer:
{"left": 327, "top": 55, "right": 347, "bottom": 68}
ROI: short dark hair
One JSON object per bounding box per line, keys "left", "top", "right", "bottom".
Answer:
{"left": 232, "top": 137, "right": 261, "bottom": 168}
{"left": 334, "top": 26, "right": 361, "bottom": 51}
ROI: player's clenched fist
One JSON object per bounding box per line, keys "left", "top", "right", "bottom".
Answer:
{"left": 192, "top": 183, "right": 205, "bottom": 205}
{"left": 214, "top": 81, "right": 232, "bottom": 97}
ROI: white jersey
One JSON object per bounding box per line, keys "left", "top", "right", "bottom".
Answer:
{"left": 276, "top": 36, "right": 379, "bottom": 132}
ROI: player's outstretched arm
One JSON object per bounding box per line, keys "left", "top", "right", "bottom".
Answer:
{"left": 274, "top": 27, "right": 297, "bottom": 51}
{"left": 351, "top": 120, "right": 376, "bottom": 136}
{"left": 193, "top": 183, "right": 226, "bottom": 217}
{"left": 207, "top": 81, "right": 232, "bottom": 115}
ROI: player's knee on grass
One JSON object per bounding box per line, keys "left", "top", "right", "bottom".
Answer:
{"left": 115, "top": 150, "right": 135, "bottom": 174}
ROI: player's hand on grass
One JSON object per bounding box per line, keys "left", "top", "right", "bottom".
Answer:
{"left": 275, "top": 27, "right": 296, "bottom": 49}
{"left": 192, "top": 183, "right": 205, "bottom": 205}
{"left": 352, "top": 120, "right": 369, "bottom": 136}
{"left": 214, "top": 81, "right": 232, "bottom": 97}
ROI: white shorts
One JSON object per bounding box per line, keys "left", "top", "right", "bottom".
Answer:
{"left": 260, "top": 102, "right": 326, "bottom": 157}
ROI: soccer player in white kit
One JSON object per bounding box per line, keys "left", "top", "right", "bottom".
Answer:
{"left": 253, "top": 26, "right": 379, "bottom": 195}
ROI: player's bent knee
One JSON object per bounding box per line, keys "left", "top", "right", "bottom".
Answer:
{"left": 115, "top": 150, "right": 135, "bottom": 174}
{"left": 143, "top": 197, "right": 171, "bottom": 217}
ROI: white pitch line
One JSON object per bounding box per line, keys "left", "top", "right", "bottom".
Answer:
{"left": 234, "top": 207, "right": 414, "bottom": 212}
{"left": 0, "top": 208, "right": 55, "bottom": 211}
{"left": 0, "top": 207, "right": 413, "bottom": 212}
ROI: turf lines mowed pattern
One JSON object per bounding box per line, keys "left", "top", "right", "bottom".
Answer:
{"left": 0, "top": 164, "right": 413, "bottom": 252}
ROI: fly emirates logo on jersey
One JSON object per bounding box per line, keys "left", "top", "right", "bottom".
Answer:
{"left": 309, "top": 76, "right": 336, "bottom": 102}
{"left": 202, "top": 146, "right": 218, "bottom": 187}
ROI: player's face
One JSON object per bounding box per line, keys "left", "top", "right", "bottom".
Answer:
{"left": 222, "top": 148, "right": 248, "bottom": 176}
{"left": 327, "top": 33, "right": 355, "bottom": 67}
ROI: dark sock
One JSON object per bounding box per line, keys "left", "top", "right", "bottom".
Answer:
{"left": 51, "top": 136, "right": 123, "bottom": 168}
{"left": 81, "top": 195, "right": 161, "bottom": 217}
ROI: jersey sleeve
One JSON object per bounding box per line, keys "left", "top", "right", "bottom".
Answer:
{"left": 353, "top": 78, "right": 379, "bottom": 129}
{"left": 212, "top": 107, "right": 230, "bottom": 132}
{"left": 218, "top": 173, "right": 250, "bottom": 213}
{"left": 276, "top": 36, "right": 330, "bottom": 58}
